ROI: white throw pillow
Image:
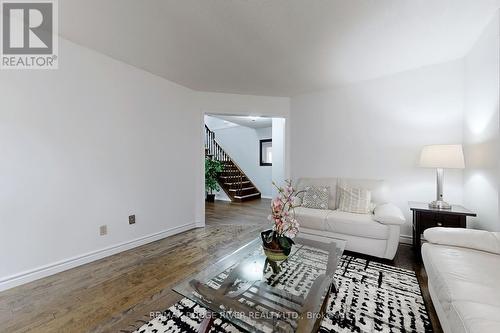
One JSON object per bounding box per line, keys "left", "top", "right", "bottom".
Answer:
{"left": 338, "top": 185, "right": 371, "bottom": 214}
{"left": 292, "top": 196, "right": 302, "bottom": 207}
{"left": 302, "top": 186, "right": 330, "bottom": 210}
{"left": 373, "top": 203, "right": 405, "bottom": 225}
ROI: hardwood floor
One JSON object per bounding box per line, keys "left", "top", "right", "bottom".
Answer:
{"left": 0, "top": 199, "right": 442, "bottom": 333}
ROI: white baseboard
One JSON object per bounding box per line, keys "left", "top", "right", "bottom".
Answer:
{"left": 0, "top": 222, "right": 196, "bottom": 292}
{"left": 195, "top": 217, "right": 205, "bottom": 228}
{"left": 215, "top": 197, "right": 231, "bottom": 202}
{"left": 1, "top": 224, "right": 413, "bottom": 292}
{"left": 399, "top": 234, "right": 413, "bottom": 245}
{"left": 261, "top": 195, "right": 273, "bottom": 199}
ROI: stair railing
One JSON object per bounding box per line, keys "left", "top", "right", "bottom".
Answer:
{"left": 205, "top": 124, "right": 230, "bottom": 162}
{"left": 205, "top": 124, "right": 260, "bottom": 198}
{"left": 238, "top": 174, "right": 243, "bottom": 197}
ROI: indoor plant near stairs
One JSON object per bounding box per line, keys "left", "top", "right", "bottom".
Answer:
{"left": 262, "top": 180, "right": 301, "bottom": 261}
{"left": 205, "top": 158, "right": 223, "bottom": 202}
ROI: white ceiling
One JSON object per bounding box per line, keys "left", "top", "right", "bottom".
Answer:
{"left": 208, "top": 115, "right": 273, "bottom": 129}
{"left": 59, "top": 0, "right": 500, "bottom": 96}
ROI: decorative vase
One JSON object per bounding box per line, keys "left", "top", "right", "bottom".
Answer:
{"left": 261, "top": 230, "right": 292, "bottom": 262}
{"left": 262, "top": 245, "right": 290, "bottom": 262}
{"left": 206, "top": 193, "right": 215, "bottom": 202}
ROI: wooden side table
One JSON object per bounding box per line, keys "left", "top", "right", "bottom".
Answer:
{"left": 409, "top": 202, "right": 476, "bottom": 255}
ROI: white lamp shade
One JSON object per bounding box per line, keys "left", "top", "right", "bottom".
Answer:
{"left": 419, "top": 144, "right": 465, "bottom": 169}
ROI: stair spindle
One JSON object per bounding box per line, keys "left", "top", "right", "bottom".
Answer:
{"left": 205, "top": 124, "right": 260, "bottom": 202}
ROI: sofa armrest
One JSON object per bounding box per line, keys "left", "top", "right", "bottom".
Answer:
{"left": 373, "top": 203, "right": 405, "bottom": 225}
{"left": 424, "top": 227, "right": 500, "bottom": 254}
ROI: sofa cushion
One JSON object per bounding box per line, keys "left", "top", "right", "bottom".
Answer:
{"left": 325, "top": 210, "right": 388, "bottom": 240}
{"left": 423, "top": 244, "right": 500, "bottom": 306}
{"left": 448, "top": 301, "right": 500, "bottom": 333}
{"left": 422, "top": 243, "right": 500, "bottom": 333}
{"left": 294, "top": 206, "right": 330, "bottom": 230}
{"left": 302, "top": 185, "right": 329, "bottom": 210}
{"left": 337, "top": 178, "right": 388, "bottom": 205}
{"left": 373, "top": 203, "right": 406, "bottom": 225}
{"left": 296, "top": 178, "right": 337, "bottom": 209}
{"left": 337, "top": 184, "right": 372, "bottom": 214}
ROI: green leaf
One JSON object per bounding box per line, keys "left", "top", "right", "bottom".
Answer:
{"left": 278, "top": 236, "right": 291, "bottom": 250}
{"left": 261, "top": 230, "right": 274, "bottom": 243}
{"left": 282, "top": 244, "right": 292, "bottom": 256}
{"left": 205, "top": 158, "right": 224, "bottom": 193}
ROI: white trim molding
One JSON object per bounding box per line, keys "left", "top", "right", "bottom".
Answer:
{"left": 195, "top": 217, "right": 205, "bottom": 228}
{"left": 0, "top": 222, "right": 196, "bottom": 292}
{"left": 399, "top": 234, "right": 413, "bottom": 245}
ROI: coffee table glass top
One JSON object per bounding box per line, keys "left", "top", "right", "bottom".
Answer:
{"left": 173, "top": 235, "right": 346, "bottom": 333}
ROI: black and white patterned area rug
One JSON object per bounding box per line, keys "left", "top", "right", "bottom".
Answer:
{"left": 133, "top": 255, "right": 432, "bottom": 333}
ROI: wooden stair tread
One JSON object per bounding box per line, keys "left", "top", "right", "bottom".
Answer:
{"left": 224, "top": 181, "right": 251, "bottom": 185}
{"left": 228, "top": 187, "right": 255, "bottom": 192}
{"left": 234, "top": 193, "right": 261, "bottom": 199}
{"left": 206, "top": 124, "right": 261, "bottom": 202}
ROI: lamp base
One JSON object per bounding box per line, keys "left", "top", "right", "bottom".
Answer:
{"left": 429, "top": 200, "right": 451, "bottom": 210}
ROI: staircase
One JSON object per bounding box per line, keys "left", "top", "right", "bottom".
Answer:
{"left": 205, "top": 125, "right": 261, "bottom": 202}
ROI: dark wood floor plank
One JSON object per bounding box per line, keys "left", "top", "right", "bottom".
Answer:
{"left": 0, "top": 199, "right": 442, "bottom": 333}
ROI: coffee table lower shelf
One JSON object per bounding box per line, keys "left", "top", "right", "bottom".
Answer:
{"left": 173, "top": 235, "right": 346, "bottom": 333}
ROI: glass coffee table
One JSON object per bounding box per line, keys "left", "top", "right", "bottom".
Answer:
{"left": 173, "top": 234, "right": 346, "bottom": 333}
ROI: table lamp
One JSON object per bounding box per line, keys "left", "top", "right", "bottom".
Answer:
{"left": 419, "top": 144, "right": 465, "bottom": 209}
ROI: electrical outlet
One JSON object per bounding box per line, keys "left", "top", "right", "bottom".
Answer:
{"left": 129, "top": 215, "right": 136, "bottom": 225}
{"left": 99, "top": 225, "right": 107, "bottom": 236}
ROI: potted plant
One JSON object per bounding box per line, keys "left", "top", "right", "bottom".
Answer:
{"left": 262, "top": 180, "right": 301, "bottom": 262}
{"left": 205, "top": 158, "right": 223, "bottom": 202}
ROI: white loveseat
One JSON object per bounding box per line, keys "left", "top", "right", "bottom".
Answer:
{"left": 422, "top": 227, "right": 500, "bottom": 333}
{"left": 294, "top": 178, "right": 405, "bottom": 259}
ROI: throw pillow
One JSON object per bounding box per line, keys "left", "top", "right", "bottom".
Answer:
{"left": 338, "top": 185, "right": 372, "bottom": 214}
{"left": 373, "top": 203, "right": 405, "bottom": 225}
{"left": 302, "top": 186, "right": 330, "bottom": 210}
{"left": 292, "top": 196, "right": 302, "bottom": 207}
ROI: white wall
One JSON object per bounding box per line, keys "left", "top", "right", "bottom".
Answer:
{"left": 463, "top": 11, "right": 500, "bottom": 231}
{"left": 290, "top": 60, "right": 465, "bottom": 237}
{"left": 209, "top": 122, "right": 273, "bottom": 198}
{"left": 255, "top": 126, "right": 272, "bottom": 141}
{"left": 0, "top": 39, "right": 201, "bottom": 290}
{"left": 0, "top": 40, "right": 291, "bottom": 290}
{"left": 272, "top": 118, "right": 287, "bottom": 194}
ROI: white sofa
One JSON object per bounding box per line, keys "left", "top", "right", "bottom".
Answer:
{"left": 294, "top": 177, "right": 405, "bottom": 260}
{"left": 422, "top": 227, "right": 500, "bottom": 333}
